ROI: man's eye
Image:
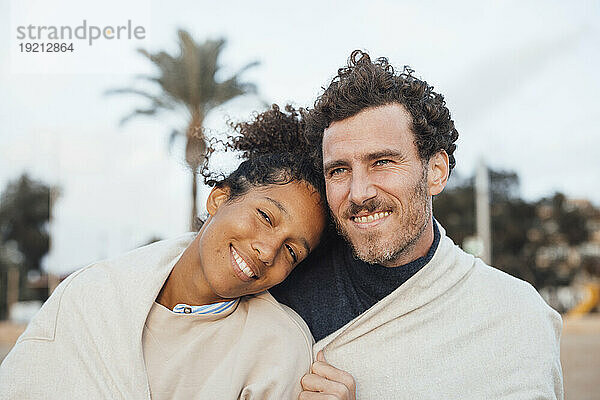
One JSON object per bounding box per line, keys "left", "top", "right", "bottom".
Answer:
{"left": 257, "top": 209, "right": 272, "bottom": 225}
{"left": 285, "top": 244, "right": 298, "bottom": 263}
{"left": 374, "top": 159, "right": 391, "bottom": 166}
{"left": 329, "top": 167, "right": 347, "bottom": 176}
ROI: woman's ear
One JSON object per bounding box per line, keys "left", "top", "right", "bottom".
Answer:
{"left": 206, "top": 186, "right": 230, "bottom": 216}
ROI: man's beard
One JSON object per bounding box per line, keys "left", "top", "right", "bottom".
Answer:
{"left": 333, "top": 168, "right": 431, "bottom": 266}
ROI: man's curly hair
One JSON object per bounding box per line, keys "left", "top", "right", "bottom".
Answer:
{"left": 305, "top": 50, "right": 459, "bottom": 174}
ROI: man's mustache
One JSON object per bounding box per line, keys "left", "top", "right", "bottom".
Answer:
{"left": 341, "top": 199, "right": 395, "bottom": 219}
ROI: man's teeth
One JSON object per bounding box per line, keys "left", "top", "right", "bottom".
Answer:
{"left": 353, "top": 211, "right": 391, "bottom": 223}
{"left": 232, "top": 248, "right": 256, "bottom": 278}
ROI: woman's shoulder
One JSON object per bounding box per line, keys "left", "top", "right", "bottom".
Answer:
{"left": 63, "top": 233, "right": 196, "bottom": 292}
{"left": 17, "top": 233, "right": 196, "bottom": 343}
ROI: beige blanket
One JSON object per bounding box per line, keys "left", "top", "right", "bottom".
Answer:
{"left": 315, "top": 223, "right": 563, "bottom": 399}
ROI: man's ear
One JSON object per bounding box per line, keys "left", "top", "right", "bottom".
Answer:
{"left": 206, "top": 186, "right": 230, "bottom": 216}
{"left": 427, "top": 150, "right": 449, "bottom": 196}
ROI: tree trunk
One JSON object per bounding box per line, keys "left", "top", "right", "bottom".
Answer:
{"left": 191, "top": 168, "right": 198, "bottom": 230}
{"left": 7, "top": 267, "right": 19, "bottom": 311}
{"left": 186, "top": 111, "right": 206, "bottom": 231}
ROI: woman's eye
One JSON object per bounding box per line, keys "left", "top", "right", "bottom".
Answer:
{"left": 257, "top": 209, "right": 272, "bottom": 225}
{"left": 285, "top": 244, "right": 298, "bottom": 263}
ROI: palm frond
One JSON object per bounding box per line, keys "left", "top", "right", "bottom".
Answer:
{"left": 234, "top": 60, "right": 260, "bottom": 76}
{"left": 168, "top": 129, "right": 183, "bottom": 151}
{"left": 211, "top": 75, "right": 257, "bottom": 107}
{"left": 104, "top": 88, "right": 175, "bottom": 110}
{"left": 119, "top": 107, "right": 159, "bottom": 126}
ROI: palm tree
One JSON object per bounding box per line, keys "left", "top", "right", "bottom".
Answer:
{"left": 107, "top": 30, "right": 258, "bottom": 229}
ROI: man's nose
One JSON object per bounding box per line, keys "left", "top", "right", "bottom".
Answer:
{"left": 349, "top": 170, "right": 377, "bottom": 205}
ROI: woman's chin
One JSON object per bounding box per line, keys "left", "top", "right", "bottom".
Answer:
{"left": 212, "top": 285, "right": 251, "bottom": 300}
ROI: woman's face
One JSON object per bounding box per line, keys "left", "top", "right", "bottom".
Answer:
{"left": 196, "top": 181, "right": 326, "bottom": 300}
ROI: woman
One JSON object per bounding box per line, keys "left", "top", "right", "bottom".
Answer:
{"left": 0, "top": 105, "right": 328, "bottom": 399}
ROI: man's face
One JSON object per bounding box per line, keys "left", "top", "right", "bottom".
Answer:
{"left": 322, "top": 103, "right": 433, "bottom": 267}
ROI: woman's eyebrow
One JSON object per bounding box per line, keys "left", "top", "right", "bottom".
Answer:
{"left": 265, "top": 197, "right": 288, "bottom": 216}
{"left": 300, "top": 238, "right": 311, "bottom": 254}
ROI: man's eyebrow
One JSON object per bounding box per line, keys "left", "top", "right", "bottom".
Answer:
{"left": 361, "top": 149, "right": 405, "bottom": 162}
{"left": 323, "top": 160, "right": 348, "bottom": 172}
{"left": 265, "top": 196, "right": 311, "bottom": 254}
{"left": 323, "top": 150, "right": 406, "bottom": 172}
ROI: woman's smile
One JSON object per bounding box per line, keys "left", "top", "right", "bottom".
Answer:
{"left": 230, "top": 245, "right": 258, "bottom": 281}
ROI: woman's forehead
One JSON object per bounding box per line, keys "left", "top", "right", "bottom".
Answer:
{"left": 250, "top": 182, "right": 322, "bottom": 202}
{"left": 252, "top": 183, "right": 325, "bottom": 234}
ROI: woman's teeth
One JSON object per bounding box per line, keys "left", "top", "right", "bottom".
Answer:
{"left": 232, "top": 248, "right": 256, "bottom": 278}
{"left": 352, "top": 211, "right": 391, "bottom": 223}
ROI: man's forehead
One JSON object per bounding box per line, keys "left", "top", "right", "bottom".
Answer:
{"left": 322, "top": 105, "right": 416, "bottom": 161}
{"left": 325, "top": 103, "right": 411, "bottom": 130}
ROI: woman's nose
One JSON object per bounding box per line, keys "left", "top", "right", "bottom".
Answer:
{"left": 252, "top": 239, "right": 279, "bottom": 266}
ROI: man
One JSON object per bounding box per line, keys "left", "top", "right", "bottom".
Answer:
{"left": 271, "top": 50, "right": 563, "bottom": 399}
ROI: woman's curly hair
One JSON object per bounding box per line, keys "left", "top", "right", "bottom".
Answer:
{"left": 202, "top": 104, "right": 325, "bottom": 202}
{"left": 305, "top": 50, "right": 459, "bottom": 173}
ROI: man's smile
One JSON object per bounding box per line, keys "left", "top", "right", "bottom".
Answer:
{"left": 349, "top": 211, "right": 392, "bottom": 228}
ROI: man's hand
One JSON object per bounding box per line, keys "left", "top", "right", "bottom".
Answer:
{"left": 299, "top": 351, "right": 356, "bottom": 400}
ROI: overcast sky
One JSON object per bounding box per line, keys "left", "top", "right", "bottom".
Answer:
{"left": 1, "top": 0, "right": 599, "bottom": 274}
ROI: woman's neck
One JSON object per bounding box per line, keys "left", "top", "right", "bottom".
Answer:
{"left": 156, "top": 234, "right": 225, "bottom": 309}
